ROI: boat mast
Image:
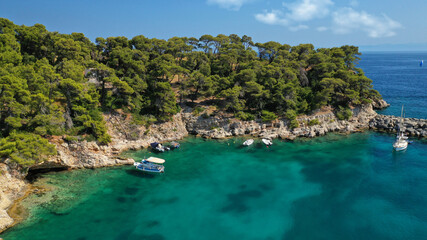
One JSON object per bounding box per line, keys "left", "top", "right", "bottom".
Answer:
{"left": 399, "top": 105, "right": 404, "bottom": 136}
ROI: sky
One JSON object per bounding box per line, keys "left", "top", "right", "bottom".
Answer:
{"left": 1, "top": 0, "right": 427, "bottom": 51}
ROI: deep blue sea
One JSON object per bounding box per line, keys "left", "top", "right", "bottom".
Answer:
{"left": 1, "top": 52, "right": 427, "bottom": 240}
{"left": 359, "top": 52, "right": 427, "bottom": 119}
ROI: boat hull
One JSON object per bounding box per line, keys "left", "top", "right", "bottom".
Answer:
{"left": 393, "top": 145, "right": 408, "bottom": 151}
{"left": 262, "top": 139, "right": 272, "bottom": 146}
{"left": 393, "top": 141, "right": 408, "bottom": 151}
{"left": 134, "top": 162, "right": 165, "bottom": 173}
{"left": 135, "top": 167, "right": 164, "bottom": 173}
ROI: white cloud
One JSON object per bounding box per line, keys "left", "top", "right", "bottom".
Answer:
{"left": 332, "top": 8, "right": 401, "bottom": 38}
{"left": 255, "top": 0, "right": 333, "bottom": 32}
{"left": 207, "top": 0, "right": 251, "bottom": 11}
{"left": 255, "top": 10, "right": 289, "bottom": 26}
{"left": 284, "top": 0, "right": 334, "bottom": 22}
{"left": 317, "top": 26, "right": 328, "bottom": 32}
{"left": 289, "top": 24, "right": 309, "bottom": 31}
{"left": 253, "top": 0, "right": 402, "bottom": 37}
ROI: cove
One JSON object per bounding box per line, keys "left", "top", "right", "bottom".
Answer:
{"left": 2, "top": 132, "right": 427, "bottom": 240}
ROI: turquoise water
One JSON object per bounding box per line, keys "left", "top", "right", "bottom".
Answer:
{"left": 2, "top": 133, "right": 427, "bottom": 240}
{"left": 2, "top": 52, "right": 427, "bottom": 239}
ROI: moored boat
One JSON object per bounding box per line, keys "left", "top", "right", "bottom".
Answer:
{"left": 134, "top": 157, "right": 165, "bottom": 173}
{"left": 170, "top": 141, "right": 180, "bottom": 149}
{"left": 150, "top": 142, "right": 170, "bottom": 152}
{"left": 243, "top": 139, "right": 254, "bottom": 146}
{"left": 262, "top": 138, "right": 273, "bottom": 146}
{"left": 393, "top": 136, "right": 408, "bottom": 151}
{"left": 393, "top": 105, "right": 408, "bottom": 151}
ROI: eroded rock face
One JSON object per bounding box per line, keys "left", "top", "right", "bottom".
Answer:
{"left": 0, "top": 164, "right": 27, "bottom": 233}
{"left": 182, "top": 104, "right": 379, "bottom": 140}
{"left": 372, "top": 99, "right": 390, "bottom": 109}
{"left": 32, "top": 112, "right": 189, "bottom": 170}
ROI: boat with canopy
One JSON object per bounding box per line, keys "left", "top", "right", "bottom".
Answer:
{"left": 134, "top": 157, "right": 165, "bottom": 173}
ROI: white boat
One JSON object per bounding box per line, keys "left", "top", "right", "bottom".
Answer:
{"left": 393, "top": 105, "right": 408, "bottom": 151}
{"left": 134, "top": 157, "right": 165, "bottom": 173}
{"left": 393, "top": 134, "right": 408, "bottom": 151}
{"left": 262, "top": 138, "right": 273, "bottom": 146}
{"left": 243, "top": 139, "right": 254, "bottom": 146}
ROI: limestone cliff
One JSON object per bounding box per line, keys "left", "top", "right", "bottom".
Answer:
{"left": 31, "top": 112, "right": 188, "bottom": 170}
{"left": 0, "top": 164, "right": 27, "bottom": 232}
{"left": 182, "top": 104, "right": 377, "bottom": 140}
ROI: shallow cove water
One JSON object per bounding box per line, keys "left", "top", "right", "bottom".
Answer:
{"left": 2, "top": 133, "right": 427, "bottom": 240}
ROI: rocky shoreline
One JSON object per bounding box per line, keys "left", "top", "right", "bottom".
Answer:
{"left": 370, "top": 114, "right": 427, "bottom": 137}
{"left": 0, "top": 164, "right": 28, "bottom": 233}
{"left": 1, "top": 101, "right": 426, "bottom": 233}
{"left": 182, "top": 104, "right": 377, "bottom": 140}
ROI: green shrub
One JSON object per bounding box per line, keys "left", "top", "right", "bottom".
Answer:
{"left": 0, "top": 132, "right": 57, "bottom": 169}
{"left": 289, "top": 119, "right": 299, "bottom": 129}
{"left": 285, "top": 109, "right": 297, "bottom": 121}
{"left": 336, "top": 106, "right": 353, "bottom": 120}
{"left": 97, "top": 134, "right": 111, "bottom": 145}
{"left": 235, "top": 111, "right": 255, "bottom": 121}
{"left": 192, "top": 106, "right": 205, "bottom": 116}
{"left": 201, "top": 113, "right": 211, "bottom": 119}
{"left": 84, "top": 135, "right": 97, "bottom": 142}
{"left": 308, "top": 119, "right": 320, "bottom": 126}
{"left": 261, "top": 110, "right": 277, "bottom": 122}
{"left": 132, "top": 114, "right": 157, "bottom": 126}
{"left": 64, "top": 135, "right": 78, "bottom": 143}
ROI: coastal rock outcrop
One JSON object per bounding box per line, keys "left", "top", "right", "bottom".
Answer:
{"left": 182, "top": 104, "right": 377, "bottom": 140}
{"left": 32, "top": 112, "right": 189, "bottom": 170}
{"left": 372, "top": 99, "right": 390, "bottom": 109}
{"left": 0, "top": 164, "right": 27, "bottom": 233}
{"left": 369, "top": 115, "right": 427, "bottom": 137}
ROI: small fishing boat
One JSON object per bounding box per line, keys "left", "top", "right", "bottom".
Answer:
{"left": 393, "top": 105, "right": 408, "bottom": 151}
{"left": 170, "top": 141, "right": 180, "bottom": 149}
{"left": 262, "top": 138, "right": 273, "bottom": 146}
{"left": 134, "top": 157, "right": 165, "bottom": 173}
{"left": 150, "top": 142, "right": 170, "bottom": 152}
{"left": 420, "top": 60, "right": 424, "bottom": 67}
{"left": 243, "top": 139, "right": 254, "bottom": 146}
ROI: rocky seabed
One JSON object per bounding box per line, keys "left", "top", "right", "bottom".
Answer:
{"left": 1, "top": 102, "right": 426, "bottom": 232}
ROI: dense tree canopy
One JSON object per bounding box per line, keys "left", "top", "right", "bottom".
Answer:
{"left": 0, "top": 18, "right": 382, "bottom": 168}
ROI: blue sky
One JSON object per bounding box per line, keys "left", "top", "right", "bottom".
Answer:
{"left": 1, "top": 0, "right": 427, "bottom": 51}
